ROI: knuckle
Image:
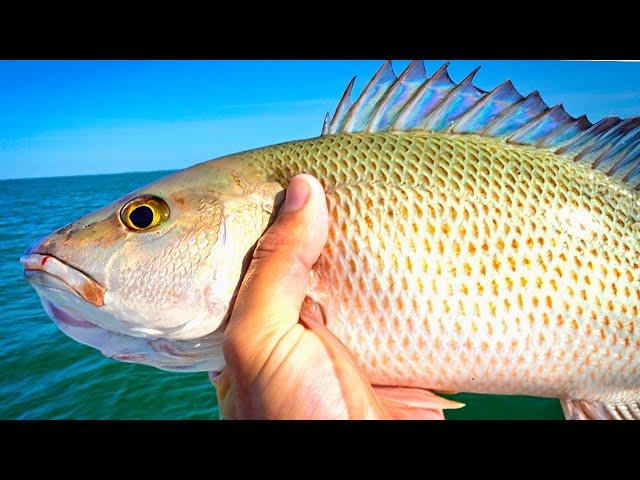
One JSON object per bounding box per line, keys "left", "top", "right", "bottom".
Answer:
{"left": 252, "top": 223, "right": 297, "bottom": 261}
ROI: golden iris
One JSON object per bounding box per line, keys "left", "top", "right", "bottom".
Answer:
{"left": 120, "top": 196, "right": 170, "bottom": 231}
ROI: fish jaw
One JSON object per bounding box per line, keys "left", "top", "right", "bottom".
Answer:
{"left": 22, "top": 261, "right": 226, "bottom": 372}
{"left": 21, "top": 253, "right": 105, "bottom": 307}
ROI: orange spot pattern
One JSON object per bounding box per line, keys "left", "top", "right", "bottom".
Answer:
{"left": 246, "top": 131, "right": 640, "bottom": 400}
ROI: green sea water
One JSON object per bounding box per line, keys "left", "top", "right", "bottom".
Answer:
{"left": 0, "top": 171, "right": 564, "bottom": 419}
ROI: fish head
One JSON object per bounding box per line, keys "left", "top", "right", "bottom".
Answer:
{"left": 20, "top": 158, "right": 284, "bottom": 371}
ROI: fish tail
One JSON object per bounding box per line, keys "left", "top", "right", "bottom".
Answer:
{"left": 561, "top": 398, "right": 640, "bottom": 420}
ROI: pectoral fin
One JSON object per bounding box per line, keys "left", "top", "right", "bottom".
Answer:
{"left": 372, "top": 386, "right": 464, "bottom": 420}
{"left": 561, "top": 398, "right": 640, "bottom": 420}
{"left": 374, "top": 386, "right": 465, "bottom": 410}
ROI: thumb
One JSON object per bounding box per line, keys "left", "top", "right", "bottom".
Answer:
{"left": 224, "top": 174, "right": 329, "bottom": 360}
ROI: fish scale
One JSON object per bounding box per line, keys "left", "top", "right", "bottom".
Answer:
{"left": 241, "top": 130, "right": 640, "bottom": 404}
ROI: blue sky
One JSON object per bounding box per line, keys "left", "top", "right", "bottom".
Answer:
{"left": 1, "top": 60, "right": 639, "bottom": 180}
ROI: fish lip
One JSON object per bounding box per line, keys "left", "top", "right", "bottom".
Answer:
{"left": 20, "top": 253, "right": 105, "bottom": 307}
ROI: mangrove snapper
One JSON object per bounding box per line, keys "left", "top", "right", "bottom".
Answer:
{"left": 21, "top": 61, "right": 640, "bottom": 419}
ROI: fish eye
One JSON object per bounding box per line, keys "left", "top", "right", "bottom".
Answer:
{"left": 120, "top": 196, "right": 170, "bottom": 231}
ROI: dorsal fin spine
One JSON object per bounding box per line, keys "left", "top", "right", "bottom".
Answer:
{"left": 556, "top": 117, "right": 620, "bottom": 163}
{"left": 591, "top": 119, "right": 640, "bottom": 172}
{"left": 478, "top": 91, "right": 537, "bottom": 135}
{"left": 366, "top": 60, "right": 426, "bottom": 133}
{"left": 606, "top": 127, "right": 640, "bottom": 171}
{"left": 557, "top": 117, "right": 622, "bottom": 157}
{"left": 620, "top": 144, "right": 640, "bottom": 187}
{"left": 327, "top": 76, "right": 356, "bottom": 134}
{"left": 392, "top": 62, "right": 453, "bottom": 131}
{"left": 485, "top": 91, "right": 548, "bottom": 137}
{"left": 421, "top": 66, "right": 482, "bottom": 132}
{"left": 342, "top": 61, "right": 396, "bottom": 133}
{"left": 506, "top": 103, "right": 561, "bottom": 141}
{"left": 537, "top": 114, "right": 592, "bottom": 149}
{"left": 321, "top": 112, "right": 330, "bottom": 135}
{"left": 606, "top": 139, "right": 640, "bottom": 178}
{"left": 507, "top": 104, "right": 574, "bottom": 146}
{"left": 451, "top": 79, "right": 523, "bottom": 134}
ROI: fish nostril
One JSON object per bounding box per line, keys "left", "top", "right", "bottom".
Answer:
{"left": 55, "top": 224, "right": 77, "bottom": 239}
{"left": 24, "top": 234, "right": 49, "bottom": 256}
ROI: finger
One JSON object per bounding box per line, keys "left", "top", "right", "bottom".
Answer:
{"left": 213, "top": 369, "right": 237, "bottom": 420}
{"left": 225, "top": 174, "right": 329, "bottom": 360}
{"left": 299, "top": 308, "right": 388, "bottom": 420}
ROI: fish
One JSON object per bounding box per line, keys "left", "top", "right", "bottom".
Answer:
{"left": 21, "top": 60, "right": 640, "bottom": 420}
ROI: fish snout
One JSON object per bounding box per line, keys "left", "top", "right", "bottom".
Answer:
{"left": 23, "top": 223, "right": 74, "bottom": 257}
{"left": 20, "top": 253, "right": 106, "bottom": 307}
{"left": 21, "top": 221, "right": 106, "bottom": 308}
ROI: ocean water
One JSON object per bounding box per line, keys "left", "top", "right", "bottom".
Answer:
{"left": 0, "top": 171, "right": 564, "bottom": 419}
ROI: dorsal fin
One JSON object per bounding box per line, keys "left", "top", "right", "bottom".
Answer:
{"left": 322, "top": 60, "right": 640, "bottom": 190}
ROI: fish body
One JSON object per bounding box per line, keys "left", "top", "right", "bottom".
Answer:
{"left": 21, "top": 61, "right": 640, "bottom": 419}
{"left": 219, "top": 131, "right": 640, "bottom": 406}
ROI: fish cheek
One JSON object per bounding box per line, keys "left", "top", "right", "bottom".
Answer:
{"left": 106, "top": 207, "right": 225, "bottom": 330}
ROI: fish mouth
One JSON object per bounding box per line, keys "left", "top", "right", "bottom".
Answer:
{"left": 42, "top": 299, "right": 225, "bottom": 371}
{"left": 21, "top": 255, "right": 226, "bottom": 372}
{"left": 20, "top": 253, "right": 105, "bottom": 307}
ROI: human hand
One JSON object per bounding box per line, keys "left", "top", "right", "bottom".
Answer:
{"left": 212, "top": 174, "right": 460, "bottom": 419}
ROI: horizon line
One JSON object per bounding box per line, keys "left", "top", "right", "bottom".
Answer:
{"left": 0, "top": 168, "right": 178, "bottom": 182}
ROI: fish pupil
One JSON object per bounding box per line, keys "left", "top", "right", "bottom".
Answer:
{"left": 129, "top": 205, "right": 154, "bottom": 229}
